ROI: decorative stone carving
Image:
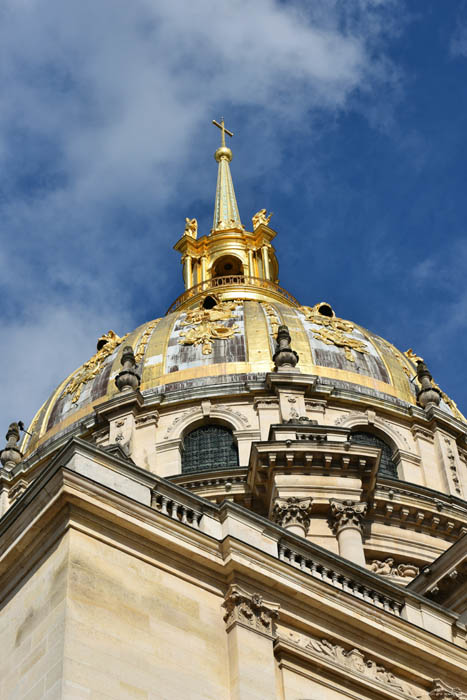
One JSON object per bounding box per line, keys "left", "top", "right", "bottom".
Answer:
{"left": 164, "top": 407, "right": 203, "bottom": 439}
{"left": 445, "top": 439, "right": 462, "bottom": 496}
{"left": 65, "top": 330, "right": 129, "bottom": 403}
{"left": 0, "top": 422, "right": 23, "bottom": 470}
{"left": 179, "top": 301, "right": 240, "bottom": 355}
{"left": 8, "top": 479, "right": 28, "bottom": 502}
{"left": 429, "top": 680, "right": 467, "bottom": 700}
{"left": 272, "top": 497, "right": 313, "bottom": 533}
{"left": 222, "top": 585, "right": 279, "bottom": 637}
{"left": 369, "top": 558, "right": 419, "bottom": 578}
{"left": 285, "top": 630, "right": 424, "bottom": 698}
{"left": 216, "top": 405, "right": 251, "bottom": 428}
{"left": 273, "top": 325, "right": 299, "bottom": 371}
{"left": 406, "top": 349, "right": 465, "bottom": 421}
{"left": 330, "top": 499, "right": 367, "bottom": 534}
{"left": 115, "top": 346, "right": 140, "bottom": 392}
{"left": 416, "top": 361, "right": 441, "bottom": 409}
{"left": 135, "top": 411, "right": 159, "bottom": 427}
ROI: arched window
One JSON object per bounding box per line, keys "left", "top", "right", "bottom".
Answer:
{"left": 350, "top": 431, "right": 398, "bottom": 479}
{"left": 182, "top": 424, "right": 239, "bottom": 473}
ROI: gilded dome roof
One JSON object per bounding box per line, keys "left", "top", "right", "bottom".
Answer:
{"left": 22, "top": 295, "right": 464, "bottom": 457}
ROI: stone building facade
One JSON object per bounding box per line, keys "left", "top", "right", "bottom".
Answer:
{"left": 1, "top": 120, "right": 466, "bottom": 699}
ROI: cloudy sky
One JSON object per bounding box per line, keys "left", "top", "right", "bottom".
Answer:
{"left": 1, "top": 0, "right": 467, "bottom": 431}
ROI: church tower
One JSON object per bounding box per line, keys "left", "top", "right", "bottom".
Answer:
{"left": 0, "top": 123, "right": 466, "bottom": 700}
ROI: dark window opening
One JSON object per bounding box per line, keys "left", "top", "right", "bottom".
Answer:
{"left": 202, "top": 295, "right": 217, "bottom": 309}
{"left": 350, "top": 431, "right": 398, "bottom": 478}
{"left": 317, "top": 303, "right": 334, "bottom": 317}
{"left": 182, "top": 424, "right": 239, "bottom": 473}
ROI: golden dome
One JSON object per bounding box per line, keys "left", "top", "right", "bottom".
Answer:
{"left": 21, "top": 291, "right": 464, "bottom": 457}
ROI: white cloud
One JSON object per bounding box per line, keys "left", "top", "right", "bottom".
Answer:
{"left": 0, "top": 0, "right": 404, "bottom": 432}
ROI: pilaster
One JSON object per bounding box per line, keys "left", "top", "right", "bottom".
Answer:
{"left": 223, "top": 585, "right": 279, "bottom": 700}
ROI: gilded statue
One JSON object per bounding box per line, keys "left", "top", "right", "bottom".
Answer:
{"left": 184, "top": 217, "right": 198, "bottom": 239}
{"left": 252, "top": 209, "right": 272, "bottom": 229}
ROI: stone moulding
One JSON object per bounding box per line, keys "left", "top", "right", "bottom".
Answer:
{"left": 222, "top": 584, "right": 279, "bottom": 638}
{"left": 280, "top": 629, "right": 425, "bottom": 698}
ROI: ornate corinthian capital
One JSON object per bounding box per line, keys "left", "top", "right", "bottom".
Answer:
{"left": 330, "top": 499, "right": 368, "bottom": 534}
{"left": 222, "top": 585, "right": 279, "bottom": 637}
{"left": 430, "top": 680, "right": 467, "bottom": 700}
{"left": 272, "top": 496, "right": 313, "bottom": 532}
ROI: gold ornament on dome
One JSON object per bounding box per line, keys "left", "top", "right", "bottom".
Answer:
{"left": 312, "top": 327, "right": 368, "bottom": 362}
{"left": 184, "top": 217, "right": 198, "bottom": 239}
{"left": 252, "top": 209, "right": 272, "bottom": 229}
{"left": 179, "top": 301, "right": 240, "bottom": 355}
{"left": 262, "top": 303, "right": 281, "bottom": 335}
{"left": 134, "top": 318, "right": 161, "bottom": 363}
{"left": 404, "top": 348, "right": 424, "bottom": 364}
{"left": 64, "top": 330, "right": 129, "bottom": 403}
{"left": 299, "top": 306, "right": 354, "bottom": 333}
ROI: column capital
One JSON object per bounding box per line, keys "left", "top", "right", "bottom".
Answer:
{"left": 330, "top": 499, "right": 367, "bottom": 535}
{"left": 272, "top": 496, "right": 312, "bottom": 533}
{"left": 222, "top": 585, "right": 279, "bottom": 638}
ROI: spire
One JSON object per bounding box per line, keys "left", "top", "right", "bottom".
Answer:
{"left": 212, "top": 118, "right": 243, "bottom": 233}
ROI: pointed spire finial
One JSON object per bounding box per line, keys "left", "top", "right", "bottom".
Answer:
{"left": 211, "top": 118, "right": 243, "bottom": 232}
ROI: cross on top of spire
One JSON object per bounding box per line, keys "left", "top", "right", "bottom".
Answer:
{"left": 212, "top": 118, "right": 234, "bottom": 148}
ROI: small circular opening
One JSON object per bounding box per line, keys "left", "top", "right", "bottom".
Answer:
{"left": 318, "top": 303, "right": 334, "bottom": 317}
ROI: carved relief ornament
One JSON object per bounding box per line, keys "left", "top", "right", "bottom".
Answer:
{"left": 330, "top": 499, "right": 367, "bottom": 534}
{"left": 285, "top": 630, "right": 424, "bottom": 698}
{"left": 222, "top": 586, "right": 279, "bottom": 637}
{"left": 430, "top": 680, "right": 467, "bottom": 700}
{"left": 178, "top": 301, "right": 240, "bottom": 355}
{"left": 272, "top": 497, "right": 313, "bottom": 532}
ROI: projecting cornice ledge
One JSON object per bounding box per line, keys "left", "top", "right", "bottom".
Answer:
{"left": 0, "top": 436, "right": 465, "bottom": 657}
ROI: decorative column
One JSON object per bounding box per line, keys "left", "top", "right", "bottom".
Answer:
{"left": 272, "top": 497, "right": 313, "bottom": 537}
{"left": 261, "top": 245, "right": 270, "bottom": 280}
{"left": 201, "top": 255, "right": 208, "bottom": 283}
{"left": 247, "top": 248, "right": 254, "bottom": 278}
{"left": 330, "top": 499, "right": 367, "bottom": 567}
{"left": 223, "top": 585, "right": 279, "bottom": 700}
{"left": 183, "top": 255, "right": 193, "bottom": 289}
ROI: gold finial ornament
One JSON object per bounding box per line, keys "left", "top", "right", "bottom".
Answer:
{"left": 212, "top": 118, "right": 243, "bottom": 232}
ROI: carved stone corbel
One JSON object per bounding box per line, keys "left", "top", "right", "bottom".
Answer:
{"left": 272, "top": 496, "right": 313, "bottom": 536}
{"left": 222, "top": 585, "right": 279, "bottom": 638}
{"left": 430, "top": 680, "right": 467, "bottom": 700}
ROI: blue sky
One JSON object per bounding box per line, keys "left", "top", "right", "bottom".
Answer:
{"left": 1, "top": 0, "right": 467, "bottom": 430}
